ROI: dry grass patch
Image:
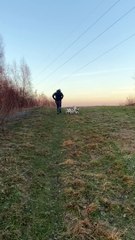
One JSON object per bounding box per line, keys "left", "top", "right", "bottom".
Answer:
{"left": 110, "top": 129, "right": 135, "bottom": 155}
{"left": 81, "top": 171, "right": 106, "bottom": 180}
{"left": 65, "top": 217, "right": 122, "bottom": 240}
{"left": 64, "top": 186, "right": 85, "bottom": 198}
{"left": 122, "top": 175, "right": 135, "bottom": 186}
{"left": 100, "top": 197, "right": 122, "bottom": 209}
{"left": 62, "top": 139, "right": 75, "bottom": 147}
{"left": 102, "top": 181, "right": 113, "bottom": 191}
{"left": 88, "top": 159, "right": 102, "bottom": 167}
{"left": 82, "top": 203, "right": 98, "bottom": 217}
{"left": 71, "top": 178, "right": 86, "bottom": 188}
{"left": 62, "top": 139, "right": 83, "bottom": 158}
{"left": 59, "top": 158, "right": 77, "bottom": 166}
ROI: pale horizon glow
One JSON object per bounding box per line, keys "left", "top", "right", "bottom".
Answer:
{"left": 0, "top": 0, "right": 135, "bottom": 106}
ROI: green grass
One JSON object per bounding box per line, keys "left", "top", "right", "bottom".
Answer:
{"left": 0, "top": 106, "right": 135, "bottom": 239}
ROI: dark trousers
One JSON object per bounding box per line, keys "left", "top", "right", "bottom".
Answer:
{"left": 55, "top": 100, "right": 62, "bottom": 113}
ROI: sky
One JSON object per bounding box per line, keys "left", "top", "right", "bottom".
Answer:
{"left": 0, "top": 0, "right": 135, "bottom": 106}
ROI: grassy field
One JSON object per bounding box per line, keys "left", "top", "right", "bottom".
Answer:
{"left": 0, "top": 106, "right": 135, "bottom": 240}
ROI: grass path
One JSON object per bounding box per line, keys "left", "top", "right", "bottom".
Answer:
{"left": 0, "top": 106, "right": 135, "bottom": 240}
{"left": 1, "top": 108, "right": 67, "bottom": 239}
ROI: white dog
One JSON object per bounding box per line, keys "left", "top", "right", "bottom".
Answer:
{"left": 66, "top": 106, "right": 79, "bottom": 114}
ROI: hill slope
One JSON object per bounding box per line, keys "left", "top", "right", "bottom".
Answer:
{"left": 1, "top": 106, "right": 135, "bottom": 240}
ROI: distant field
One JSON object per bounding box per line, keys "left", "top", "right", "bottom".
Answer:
{"left": 0, "top": 106, "right": 135, "bottom": 240}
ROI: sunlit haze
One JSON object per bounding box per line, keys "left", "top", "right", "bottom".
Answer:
{"left": 0, "top": 0, "right": 135, "bottom": 106}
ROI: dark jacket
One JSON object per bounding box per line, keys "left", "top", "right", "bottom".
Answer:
{"left": 52, "top": 90, "right": 64, "bottom": 101}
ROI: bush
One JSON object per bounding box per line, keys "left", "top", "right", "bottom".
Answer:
{"left": 125, "top": 97, "right": 135, "bottom": 106}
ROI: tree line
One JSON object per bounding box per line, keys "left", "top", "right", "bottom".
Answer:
{"left": 0, "top": 35, "right": 55, "bottom": 129}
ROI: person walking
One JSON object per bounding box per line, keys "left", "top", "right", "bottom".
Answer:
{"left": 52, "top": 89, "right": 64, "bottom": 114}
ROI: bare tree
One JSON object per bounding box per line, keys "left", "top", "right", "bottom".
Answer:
{"left": 20, "top": 58, "right": 32, "bottom": 98}
{"left": 10, "top": 61, "right": 20, "bottom": 87}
